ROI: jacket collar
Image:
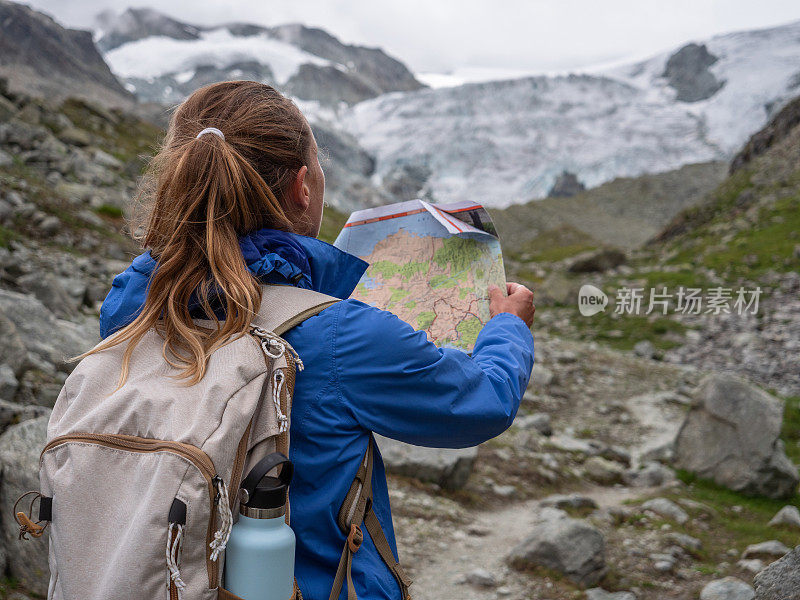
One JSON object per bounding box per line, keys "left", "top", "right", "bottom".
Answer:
{"left": 99, "top": 229, "right": 366, "bottom": 338}
{"left": 131, "top": 229, "right": 367, "bottom": 300}
{"left": 237, "top": 228, "right": 367, "bottom": 300}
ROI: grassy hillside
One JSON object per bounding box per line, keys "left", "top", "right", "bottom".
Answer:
{"left": 614, "top": 98, "right": 800, "bottom": 299}
{"left": 651, "top": 135, "right": 800, "bottom": 287}
{"left": 493, "top": 161, "right": 727, "bottom": 256}
{"left": 318, "top": 205, "right": 348, "bottom": 244}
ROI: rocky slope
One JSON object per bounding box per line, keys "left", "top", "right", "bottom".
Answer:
{"left": 507, "top": 90, "right": 800, "bottom": 400}
{"left": 0, "top": 0, "right": 135, "bottom": 110}
{"left": 340, "top": 20, "right": 800, "bottom": 207}
{"left": 0, "top": 2, "right": 415, "bottom": 212}
{"left": 94, "top": 8, "right": 424, "bottom": 107}
{"left": 493, "top": 161, "right": 727, "bottom": 254}
{"left": 386, "top": 339, "right": 800, "bottom": 600}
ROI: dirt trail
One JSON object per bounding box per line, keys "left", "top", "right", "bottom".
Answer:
{"left": 410, "top": 486, "right": 647, "bottom": 600}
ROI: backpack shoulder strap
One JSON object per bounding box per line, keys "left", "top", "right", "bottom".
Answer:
{"left": 247, "top": 284, "right": 339, "bottom": 460}
{"left": 329, "top": 436, "right": 412, "bottom": 600}
{"left": 251, "top": 284, "right": 340, "bottom": 335}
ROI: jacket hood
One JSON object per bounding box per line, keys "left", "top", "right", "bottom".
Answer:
{"left": 99, "top": 228, "right": 367, "bottom": 338}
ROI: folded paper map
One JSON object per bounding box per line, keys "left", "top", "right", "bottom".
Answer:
{"left": 334, "top": 199, "right": 506, "bottom": 351}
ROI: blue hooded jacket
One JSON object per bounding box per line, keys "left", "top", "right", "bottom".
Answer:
{"left": 99, "top": 229, "right": 535, "bottom": 600}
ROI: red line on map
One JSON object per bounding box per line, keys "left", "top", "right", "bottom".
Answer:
{"left": 433, "top": 209, "right": 465, "bottom": 233}
{"left": 439, "top": 205, "right": 482, "bottom": 214}
{"left": 343, "top": 204, "right": 482, "bottom": 228}
{"left": 343, "top": 208, "right": 427, "bottom": 228}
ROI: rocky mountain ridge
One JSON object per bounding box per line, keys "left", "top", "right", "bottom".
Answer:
{"left": 0, "top": 0, "right": 135, "bottom": 110}
{"left": 94, "top": 7, "right": 424, "bottom": 107}
{"left": 7, "top": 1, "right": 800, "bottom": 216}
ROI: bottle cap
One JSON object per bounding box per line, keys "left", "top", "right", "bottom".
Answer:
{"left": 238, "top": 453, "right": 293, "bottom": 518}
{"left": 248, "top": 475, "right": 288, "bottom": 510}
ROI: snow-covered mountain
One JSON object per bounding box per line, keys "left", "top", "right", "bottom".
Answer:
{"left": 92, "top": 10, "right": 800, "bottom": 209}
{"left": 340, "top": 20, "right": 800, "bottom": 206}
{"left": 88, "top": 8, "right": 429, "bottom": 212}
{"left": 94, "top": 8, "right": 423, "bottom": 107}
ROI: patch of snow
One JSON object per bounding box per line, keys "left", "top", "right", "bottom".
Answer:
{"left": 416, "top": 72, "right": 466, "bottom": 89}
{"left": 607, "top": 19, "right": 800, "bottom": 153}
{"left": 294, "top": 99, "right": 341, "bottom": 125}
{"left": 104, "top": 28, "right": 332, "bottom": 85}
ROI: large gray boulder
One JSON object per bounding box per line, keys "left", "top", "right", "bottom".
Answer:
{"left": 701, "top": 577, "right": 754, "bottom": 600}
{"left": 567, "top": 248, "right": 626, "bottom": 273}
{"left": 0, "top": 416, "right": 50, "bottom": 596}
{"left": 673, "top": 374, "right": 799, "bottom": 499}
{"left": 754, "top": 545, "right": 800, "bottom": 599}
{"left": 583, "top": 456, "right": 625, "bottom": 486}
{"left": 743, "top": 540, "right": 790, "bottom": 561}
{"left": 0, "top": 289, "right": 98, "bottom": 374}
{"left": 640, "top": 498, "right": 689, "bottom": 524}
{"left": 0, "top": 399, "right": 49, "bottom": 431}
{"left": 374, "top": 435, "right": 477, "bottom": 490}
{"left": 16, "top": 272, "right": 82, "bottom": 318}
{"left": 768, "top": 505, "right": 800, "bottom": 530}
{"left": 508, "top": 511, "right": 606, "bottom": 586}
{"left": 0, "top": 364, "right": 19, "bottom": 401}
{"left": 0, "top": 312, "right": 29, "bottom": 377}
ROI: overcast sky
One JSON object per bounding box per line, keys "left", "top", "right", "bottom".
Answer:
{"left": 24, "top": 0, "right": 800, "bottom": 76}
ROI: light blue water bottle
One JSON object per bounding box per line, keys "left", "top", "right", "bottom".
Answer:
{"left": 224, "top": 453, "right": 295, "bottom": 600}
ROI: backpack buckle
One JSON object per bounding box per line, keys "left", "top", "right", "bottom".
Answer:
{"left": 347, "top": 523, "right": 363, "bottom": 553}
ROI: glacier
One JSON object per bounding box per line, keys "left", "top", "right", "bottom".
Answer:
{"left": 340, "top": 20, "right": 800, "bottom": 207}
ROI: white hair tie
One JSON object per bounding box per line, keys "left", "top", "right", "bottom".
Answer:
{"left": 196, "top": 127, "right": 225, "bottom": 141}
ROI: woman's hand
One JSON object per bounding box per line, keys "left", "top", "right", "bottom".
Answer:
{"left": 489, "top": 282, "right": 535, "bottom": 327}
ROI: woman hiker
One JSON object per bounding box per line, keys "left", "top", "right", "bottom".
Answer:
{"left": 92, "top": 81, "right": 535, "bottom": 599}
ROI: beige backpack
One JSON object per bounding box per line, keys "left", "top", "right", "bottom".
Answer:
{"left": 19, "top": 284, "right": 411, "bottom": 600}
{"left": 26, "top": 285, "right": 335, "bottom": 600}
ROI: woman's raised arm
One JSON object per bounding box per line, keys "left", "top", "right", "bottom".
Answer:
{"left": 333, "top": 298, "right": 534, "bottom": 448}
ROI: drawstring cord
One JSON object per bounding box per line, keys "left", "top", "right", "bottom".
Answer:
{"left": 273, "top": 370, "right": 289, "bottom": 433}
{"left": 251, "top": 326, "right": 303, "bottom": 433}
{"left": 166, "top": 522, "right": 187, "bottom": 595}
{"left": 209, "top": 477, "right": 233, "bottom": 562}
{"left": 250, "top": 326, "right": 304, "bottom": 371}
{"left": 13, "top": 491, "right": 48, "bottom": 540}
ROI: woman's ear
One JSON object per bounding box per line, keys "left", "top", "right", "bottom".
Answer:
{"left": 289, "top": 165, "right": 310, "bottom": 211}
